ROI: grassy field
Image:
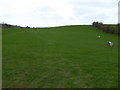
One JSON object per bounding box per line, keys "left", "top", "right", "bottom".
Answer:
{"left": 2, "top": 25, "right": 118, "bottom": 88}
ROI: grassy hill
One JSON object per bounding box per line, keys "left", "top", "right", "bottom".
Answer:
{"left": 2, "top": 25, "right": 118, "bottom": 88}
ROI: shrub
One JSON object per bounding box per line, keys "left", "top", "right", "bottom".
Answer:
{"left": 92, "top": 21, "right": 118, "bottom": 35}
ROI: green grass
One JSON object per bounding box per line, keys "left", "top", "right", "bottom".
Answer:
{"left": 3, "top": 25, "right": 118, "bottom": 88}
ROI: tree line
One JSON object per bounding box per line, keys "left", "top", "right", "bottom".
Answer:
{"left": 92, "top": 21, "right": 119, "bottom": 35}
{"left": 0, "top": 23, "right": 30, "bottom": 29}
{"left": 0, "top": 23, "right": 22, "bottom": 28}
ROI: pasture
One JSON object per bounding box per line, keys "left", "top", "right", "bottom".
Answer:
{"left": 2, "top": 25, "right": 118, "bottom": 88}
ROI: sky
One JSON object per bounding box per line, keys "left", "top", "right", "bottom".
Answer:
{"left": 0, "top": 0, "right": 119, "bottom": 27}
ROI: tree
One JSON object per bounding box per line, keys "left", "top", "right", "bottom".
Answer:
{"left": 26, "top": 26, "right": 30, "bottom": 28}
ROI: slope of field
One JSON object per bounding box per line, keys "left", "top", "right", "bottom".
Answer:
{"left": 3, "top": 25, "right": 118, "bottom": 88}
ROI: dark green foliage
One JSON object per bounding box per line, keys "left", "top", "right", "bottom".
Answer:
{"left": 26, "top": 26, "right": 30, "bottom": 28}
{"left": 0, "top": 23, "right": 22, "bottom": 29}
{"left": 92, "top": 22, "right": 118, "bottom": 35}
{"left": 117, "top": 24, "right": 120, "bottom": 34}
{"left": 92, "top": 21, "right": 103, "bottom": 29}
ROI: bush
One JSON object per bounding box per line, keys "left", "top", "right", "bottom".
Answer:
{"left": 26, "top": 26, "right": 30, "bottom": 28}
{"left": 92, "top": 21, "right": 118, "bottom": 35}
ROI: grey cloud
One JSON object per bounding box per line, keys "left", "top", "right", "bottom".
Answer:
{"left": 78, "top": 13, "right": 116, "bottom": 24}
{"left": 69, "top": 0, "right": 118, "bottom": 8}
{"left": 73, "top": 7, "right": 96, "bottom": 17}
{"left": 70, "top": 0, "right": 117, "bottom": 24}
{"left": 32, "top": 7, "right": 64, "bottom": 21}
{"left": 35, "top": 6, "right": 53, "bottom": 13}
{"left": 0, "top": 0, "right": 118, "bottom": 27}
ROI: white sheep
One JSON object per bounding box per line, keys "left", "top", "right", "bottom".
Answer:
{"left": 97, "top": 35, "right": 101, "bottom": 38}
{"left": 108, "top": 41, "right": 114, "bottom": 46}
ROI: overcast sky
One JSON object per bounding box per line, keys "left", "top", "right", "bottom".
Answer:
{"left": 0, "top": 0, "right": 119, "bottom": 27}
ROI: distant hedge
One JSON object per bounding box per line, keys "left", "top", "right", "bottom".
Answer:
{"left": 92, "top": 22, "right": 119, "bottom": 35}
{"left": 0, "top": 23, "right": 23, "bottom": 29}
